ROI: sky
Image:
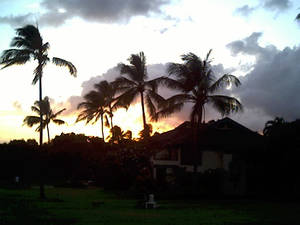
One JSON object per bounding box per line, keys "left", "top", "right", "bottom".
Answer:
{"left": 0, "top": 0, "right": 300, "bottom": 143}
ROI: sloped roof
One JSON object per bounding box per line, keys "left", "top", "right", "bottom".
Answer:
{"left": 149, "top": 117, "right": 263, "bottom": 152}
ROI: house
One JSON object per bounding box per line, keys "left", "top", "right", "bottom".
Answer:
{"left": 148, "top": 117, "right": 263, "bottom": 195}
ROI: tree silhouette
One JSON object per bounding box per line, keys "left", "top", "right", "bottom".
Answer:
{"left": 23, "top": 97, "right": 66, "bottom": 143}
{"left": 114, "top": 52, "right": 165, "bottom": 131}
{"left": 0, "top": 25, "right": 76, "bottom": 146}
{"left": 0, "top": 25, "right": 76, "bottom": 199}
{"left": 107, "top": 125, "right": 132, "bottom": 144}
{"left": 157, "top": 50, "right": 242, "bottom": 128}
{"left": 76, "top": 90, "right": 107, "bottom": 140}
{"left": 263, "top": 117, "right": 286, "bottom": 137}
{"left": 94, "top": 80, "right": 122, "bottom": 129}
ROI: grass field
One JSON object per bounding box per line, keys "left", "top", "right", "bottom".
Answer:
{"left": 0, "top": 187, "right": 300, "bottom": 225}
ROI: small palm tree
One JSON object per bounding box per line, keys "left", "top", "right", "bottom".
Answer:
{"left": 94, "top": 80, "right": 122, "bottom": 128}
{"left": 107, "top": 125, "right": 132, "bottom": 144}
{"left": 157, "top": 50, "right": 242, "bottom": 128}
{"left": 23, "top": 97, "right": 66, "bottom": 143}
{"left": 76, "top": 90, "right": 107, "bottom": 140}
{"left": 263, "top": 117, "right": 286, "bottom": 137}
{"left": 114, "top": 52, "right": 165, "bottom": 131}
{"left": 0, "top": 24, "right": 77, "bottom": 146}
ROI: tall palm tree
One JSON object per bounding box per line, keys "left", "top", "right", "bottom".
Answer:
{"left": 23, "top": 97, "right": 66, "bottom": 143}
{"left": 114, "top": 52, "right": 165, "bottom": 132}
{"left": 0, "top": 24, "right": 77, "bottom": 146}
{"left": 76, "top": 90, "right": 107, "bottom": 140}
{"left": 157, "top": 50, "right": 242, "bottom": 128}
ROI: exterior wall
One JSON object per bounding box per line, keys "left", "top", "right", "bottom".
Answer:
{"left": 181, "top": 152, "right": 232, "bottom": 172}
{"left": 152, "top": 149, "right": 232, "bottom": 178}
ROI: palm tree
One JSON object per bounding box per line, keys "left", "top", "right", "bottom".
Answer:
{"left": 157, "top": 50, "right": 242, "bottom": 128}
{"left": 114, "top": 52, "right": 165, "bottom": 132}
{"left": 23, "top": 97, "right": 66, "bottom": 143}
{"left": 94, "top": 80, "right": 121, "bottom": 129}
{"left": 0, "top": 24, "right": 77, "bottom": 146}
{"left": 263, "top": 117, "right": 286, "bottom": 137}
{"left": 107, "top": 125, "right": 132, "bottom": 144}
{"left": 76, "top": 90, "right": 107, "bottom": 140}
{"left": 156, "top": 50, "right": 242, "bottom": 173}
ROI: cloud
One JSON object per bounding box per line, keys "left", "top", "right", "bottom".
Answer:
{"left": 234, "top": 0, "right": 292, "bottom": 18}
{"left": 227, "top": 32, "right": 300, "bottom": 130}
{"left": 0, "top": 13, "right": 35, "bottom": 27}
{"left": 12, "top": 101, "right": 22, "bottom": 111}
{"left": 0, "top": 0, "right": 171, "bottom": 27}
{"left": 262, "top": 0, "right": 291, "bottom": 12}
{"left": 234, "top": 5, "right": 256, "bottom": 17}
{"left": 39, "top": 0, "right": 171, "bottom": 26}
{"left": 226, "top": 32, "right": 278, "bottom": 61}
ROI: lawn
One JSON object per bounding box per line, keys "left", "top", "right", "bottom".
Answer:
{"left": 0, "top": 187, "right": 299, "bottom": 225}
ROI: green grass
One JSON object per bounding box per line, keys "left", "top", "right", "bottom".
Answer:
{"left": 0, "top": 187, "right": 300, "bottom": 225}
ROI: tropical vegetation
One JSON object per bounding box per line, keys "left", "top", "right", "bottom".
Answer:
{"left": 0, "top": 24, "right": 77, "bottom": 146}
{"left": 156, "top": 50, "right": 242, "bottom": 128}
{"left": 114, "top": 52, "right": 166, "bottom": 134}
{"left": 23, "top": 96, "right": 66, "bottom": 143}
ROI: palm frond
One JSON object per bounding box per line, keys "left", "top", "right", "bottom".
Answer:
{"left": 115, "top": 88, "right": 139, "bottom": 108}
{"left": 23, "top": 116, "right": 40, "bottom": 127}
{"left": 296, "top": 13, "right": 300, "bottom": 20}
{"left": 145, "top": 93, "right": 157, "bottom": 121}
{"left": 52, "top": 57, "right": 77, "bottom": 76}
{"left": 31, "top": 106, "right": 40, "bottom": 115}
{"left": 52, "top": 119, "right": 65, "bottom": 125}
{"left": 1, "top": 52, "right": 31, "bottom": 69}
{"left": 15, "top": 25, "right": 43, "bottom": 50}
{"left": 52, "top": 108, "right": 66, "bottom": 118}
{"left": 208, "top": 95, "right": 243, "bottom": 115}
{"left": 208, "top": 74, "right": 241, "bottom": 93}
{"left": 156, "top": 102, "right": 185, "bottom": 119}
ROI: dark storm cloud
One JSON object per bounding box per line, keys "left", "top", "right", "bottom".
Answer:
{"left": 234, "top": 5, "right": 256, "bottom": 17}
{"left": 40, "top": 0, "right": 170, "bottom": 26}
{"left": 227, "top": 32, "right": 278, "bottom": 61}
{"left": 0, "top": 0, "right": 171, "bottom": 27}
{"left": 227, "top": 32, "right": 300, "bottom": 128}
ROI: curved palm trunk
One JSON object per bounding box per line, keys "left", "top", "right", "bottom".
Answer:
{"left": 100, "top": 114, "right": 105, "bottom": 141}
{"left": 140, "top": 91, "right": 147, "bottom": 130}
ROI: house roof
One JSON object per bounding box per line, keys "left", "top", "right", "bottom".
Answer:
{"left": 149, "top": 117, "right": 263, "bottom": 152}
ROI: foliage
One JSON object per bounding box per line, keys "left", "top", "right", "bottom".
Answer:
{"left": 157, "top": 50, "right": 242, "bottom": 128}
{"left": 114, "top": 52, "right": 166, "bottom": 129}
{"left": 23, "top": 96, "right": 66, "bottom": 143}
{"left": 0, "top": 24, "right": 76, "bottom": 146}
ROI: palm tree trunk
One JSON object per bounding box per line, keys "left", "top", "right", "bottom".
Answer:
{"left": 46, "top": 123, "right": 50, "bottom": 143}
{"left": 38, "top": 63, "right": 45, "bottom": 199}
{"left": 140, "top": 91, "right": 147, "bottom": 129}
{"left": 39, "top": 71, "right": 43, "bottom": 146}
{"left": 101, "top": 114, "right": 105, "bottom": 141}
